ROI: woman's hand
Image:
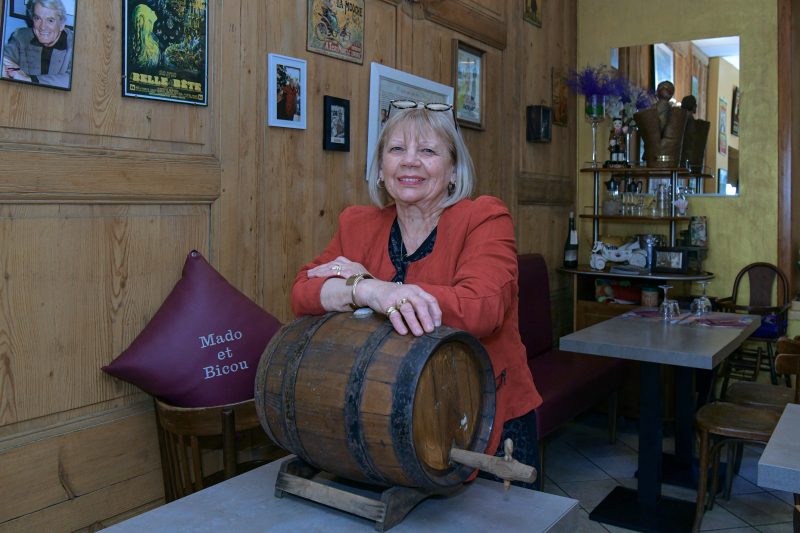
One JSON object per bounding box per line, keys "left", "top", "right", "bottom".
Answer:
{"left": 358, "top": 280, "right": 442, "bottom": 337}
{"left": 307, "top": 256, "right": 370, "bottom": 280}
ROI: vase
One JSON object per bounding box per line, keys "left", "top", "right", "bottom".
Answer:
{"left": 585, "top": 94, "right": 606, "bottom": 167}
{"left": 626, "top": 126, "right": 640, "bottom": 166}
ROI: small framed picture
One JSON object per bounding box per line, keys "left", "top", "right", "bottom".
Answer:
{"left": 1, "top": 0, "right": 76, "bottom": 90}
{"left": 731, "top": 86, "right": 740, "bottom": 136}
{"left": 306, "top": 0, "right": 364, "bottom": 64}
{"left": 323, "top": 96, "right": 349, "bottom": 151}
{"left": 268, "top": 53, "right": 307, "bottom": 129}
{"left": 653, "top": 247, "right": 689, "bottom": 274}
{"left": 653, "top": 43, "right": 674, "bottom": 90}
{"left": 453, "top": 40, "right": 485, "bottom": 130}
{"left": 523, "top": 0, "right": 542, "bottom": 27}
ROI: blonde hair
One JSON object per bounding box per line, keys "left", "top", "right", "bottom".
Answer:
{"left": 367, "top": 108, "right": 475, "bottom": 208}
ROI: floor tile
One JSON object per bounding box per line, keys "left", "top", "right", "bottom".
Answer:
{"left": 717, "top": 491, "right": 794, "bottom": 526}
{"left": 756, "top": 523, "right": 797, "bottom": 532}
{"left": 588, "top": 454, "right": 638, "bottom": 480}
{"left": 546, "top": 446, "right": 612, "bottom": 484}
{"left": 768, "top": 490, "right": 796, "bottom": 505}
{"left": 556, "top": 478, "right": 620, "bottom": 512}
{"left": 698, "top": 501, "right": 750, "bottom": 531}
{"left": 574, "top": 508, "right": 611, "bottom": 533}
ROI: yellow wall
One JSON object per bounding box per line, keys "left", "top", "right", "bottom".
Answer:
{"left": 577, "top": 0, "right": 778, "bottom": 299}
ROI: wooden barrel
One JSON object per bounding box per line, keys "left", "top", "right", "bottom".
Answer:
{"left": 254, "top": 311, "right": 496, "bottom": 490}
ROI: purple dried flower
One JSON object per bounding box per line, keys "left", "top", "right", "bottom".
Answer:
{"left": 565, "top": 65, "right": 616, "bottom": 96}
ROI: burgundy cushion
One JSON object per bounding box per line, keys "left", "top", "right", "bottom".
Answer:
{"left": 103, "top": 251, "right": 282, "bottom": 407}
{"left": 528, "top": 349, "right": 628, "bottom": 438}
{"left": 517, "top": 254, "right": 553, "bottom": 358}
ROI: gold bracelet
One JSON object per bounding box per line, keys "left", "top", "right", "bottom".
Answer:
{"left": 345, "top": 273, "right": 373, "bottom": 310}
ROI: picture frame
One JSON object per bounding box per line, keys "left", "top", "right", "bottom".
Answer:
{"left": 268, "top": 53, "right": 307, "bottom": 129}
{"left": 367, "top": 62, "right": 454, "bottom": 178}
{"left": 122, "top": 0, "right": 208, "bottom": 105}
{"left": 1, "top": 0, "right": 76, "bottom": 91}
{"left": 731, "top": 86, "right": 740, "bottom": 136}
{"left": 306, "top": 0, "right": 364, "bottom": 64}
{"left": 652, "top": 247, "right": 689, "bottom": 274}
{"left": 652, "top": 43, "right": 674, "bottom": 90}
{"left": 453, "top": 39, "right": 485, "bottom": 130}
{"left": 523, "top": 0, "right": 542, "bottom": 27}
{"left": 551, "top": 67, "right": 568, "bottom": 126}
{"left": 323, "top": 95, "right": 350, "bottom": 151}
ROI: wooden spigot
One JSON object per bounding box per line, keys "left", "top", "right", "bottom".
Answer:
{"left": 449, "top": 438, "right": 537, "bottom": 491}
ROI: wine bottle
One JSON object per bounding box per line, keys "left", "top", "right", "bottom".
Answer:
{"left": 563, "top": 212, "right": 578, "bottom": 268}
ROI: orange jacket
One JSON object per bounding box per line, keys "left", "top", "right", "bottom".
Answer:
{"left": 292, "top": 196, "right": 542, "bottom": 453}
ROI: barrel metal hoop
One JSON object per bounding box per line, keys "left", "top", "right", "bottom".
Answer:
{"left": 281, "top": 313, "right": 336, "bottom": 468}
{"left": 392, "top": 330, "right": 495, "bottom": 489}
{"left": 254, "top": 316, "right": 307, "bottom": 446}
{"left": 344, "top": 319, "right": 396, "bottom": 486}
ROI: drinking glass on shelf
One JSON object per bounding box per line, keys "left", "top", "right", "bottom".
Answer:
{"left": 690, "top": 280, "right": 712, "bottom": 316}
{"left": 658, "top": 284, "right": 680, "bottom": 321}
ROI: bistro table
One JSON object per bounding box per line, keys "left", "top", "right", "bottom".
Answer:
{"left": 758, "top": 403, "right": 800, "bottom": 530}
{"left": 105, "top": 455, "right": 579, "bottom": 532}
{"left": 560, "top": 309, "right": 759, "bottom": 533}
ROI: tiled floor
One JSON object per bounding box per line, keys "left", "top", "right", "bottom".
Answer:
{"left": 541, "top": 413, "right": 796, "bottom": 532}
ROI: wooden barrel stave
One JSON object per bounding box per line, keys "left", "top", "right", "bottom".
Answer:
{"left": 255, "top": 312, "right": 495, "bottom": 489}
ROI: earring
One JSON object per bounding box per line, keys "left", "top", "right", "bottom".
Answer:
{"left": 378, "top": 177, "right": 385, "bottom": 189}
{"left": 447, "top": 182, "right": 455, "bottom": 196}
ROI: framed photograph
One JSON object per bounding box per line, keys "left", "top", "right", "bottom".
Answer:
{"left": 653, "top": 43, "right": 674, "bottom": 90}
{"left": 523, "top": 0, "right": 542, "bottom": 27}
{"left": 367, "top": 62, "right": 454, "bottom": 178}
{"left": 306, "top": 0, "right": 364, "bottom": 64}
{"left": 731, "top": 86, "right": 740, "bottom": 136}
{"left": 551, "top": 67, "right": 568, "bottom": 126}
{"left": 323, "top": 95, "right": 349, "bottom": 151}
{"left": 653, "top": 247, "right": 689, "bottom": 274}
{"left": 453, "top": 39, "right": 485, "bottom": 130}
{"left": 122, "top": 0, "right": 208, "bottom": 105}
{"left": 268, "top": 53, "right": 307, "bottom": 129}
{"left": 1, "top": 0, "right": 76, "bottom": 90}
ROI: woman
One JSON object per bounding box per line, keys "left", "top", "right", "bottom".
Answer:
{"left": 2, "top": 0, "right": 73, "bottom": 88}
{"left": 292, "top": 103, "right": 542, "bottom": 480}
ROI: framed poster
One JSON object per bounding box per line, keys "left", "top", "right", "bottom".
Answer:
{"left": 1, "top": 0, "right": 76, "bottom": 90}
{"left": 268, "top": 53, "right": 307, "bottom": 129}
{"left": 122, "top": 0, "right": 208, "bottom": 105}
{"left": 323, "top": 95, "right": 349, "bottom": 151}
{"left": 523, "top": 0, "right": 541, "bottom": 27}
{"left": 718, "top": 97, "right": 728, "bottom": 155}
{"left": 551, "top": 67, "right": 568, "bottom": 126}
{"left": 366, "top": 62, "right": 453, "bottom": 178}
{"left": 653, "top": 43, "right": 674, "bottom": 90}
{"left": 306, "top": 0, "right": 364, "bottom": 64}
{"left": 731, "top": 86, "right": 740, "bottom": 136}
{"left": 453, "top": 39, "right": 484, "bottom": 130}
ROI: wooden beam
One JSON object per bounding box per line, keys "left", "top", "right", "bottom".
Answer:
{"left": 421, "top": 0, "right": 507, "bottom": 50}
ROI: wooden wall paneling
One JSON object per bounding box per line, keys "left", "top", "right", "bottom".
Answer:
{"left": 213, "top": 0, "right": 263, "bottom": 301}
{"left": 0, "top": 204, "right": 208, "bottom": 428}
{"left": 0, "top": 403, "right": 162, "bottom": 528}
{"left": 420, "top": 0, "right": 507, "bottom": 50}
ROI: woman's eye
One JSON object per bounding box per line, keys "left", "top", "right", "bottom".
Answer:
{"left": 422, "top": 148, "right": 436, "bottom": 154}
{"left": 388, "top": 146, "right": 404, "bottom": 152}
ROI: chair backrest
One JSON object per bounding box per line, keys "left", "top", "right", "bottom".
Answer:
{"left": 729, "top": 262, "right": 789, "bottom": 310}
{"left": 154, "top": 398, "right": 284, "bottom": 501}
{"left": 517, "top": 254, "right": 554, "bottom": 359}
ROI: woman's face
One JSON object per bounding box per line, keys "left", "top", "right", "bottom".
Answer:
{"left": 32, "top": 4, "right": 65, "bottom": 47}
{"left": 380, "top": 122, "right": 455, "bottom": 212}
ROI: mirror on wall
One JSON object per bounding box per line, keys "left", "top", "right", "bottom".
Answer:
{"left": 613, "top": 36, "right": 740, "bottom": 196}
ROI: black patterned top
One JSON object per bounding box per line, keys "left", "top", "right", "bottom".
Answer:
{"left": 388, "top": 218, "right": 437, "bottom": 283}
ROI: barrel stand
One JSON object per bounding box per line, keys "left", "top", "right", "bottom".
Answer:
{"left": 274, "top": 457, "right": 459, "bottom": 532}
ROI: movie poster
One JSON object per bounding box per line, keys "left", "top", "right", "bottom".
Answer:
{"left": 123, "top": 0, "right": 207, "bottom": 105}
{"left": 306, "top": 0, "right": 364, "bottom": 64}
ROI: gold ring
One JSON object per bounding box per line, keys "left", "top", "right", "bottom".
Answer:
{"left": 385, "top": 306, "right": 398, "bottom": 317}
{"left": 397, "top": 298, "right": 408, "bottom": 307}
{"left": 331, "top": 264, "right": 342, "bottom": 272}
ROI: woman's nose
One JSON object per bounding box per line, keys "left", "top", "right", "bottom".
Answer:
{"left": 400, "top": 149, "right": 420, "bottom": 165}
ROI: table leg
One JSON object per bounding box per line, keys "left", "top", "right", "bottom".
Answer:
{"left": 590, "top": 362, "right": 696, "bottom": 532}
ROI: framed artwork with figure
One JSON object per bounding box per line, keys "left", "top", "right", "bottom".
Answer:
{"left": 268, "top": 53, "right": 308, "bottom": 129}
{"left": 453, "top": 39, "right": 485, "bottom": 130}
{"left": 1, "top": 0, "right": 76, "bottom": 90}
{"left": 323, "top": 95, "right": 350, "bottom": 151}
{"left": 523, "top": 0, "right": 542, "bottom": 27}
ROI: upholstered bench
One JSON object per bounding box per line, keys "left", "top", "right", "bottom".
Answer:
{"left": 518, "top": 254, "right": 629, "bottom": 478}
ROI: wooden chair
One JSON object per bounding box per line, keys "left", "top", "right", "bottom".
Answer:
{"left": 693, "top": 350, "right": 800, "bottom": 532}
{"left": 154, "top": 398, "right": 286, "bottom": 502}
{"left": 724, "top": 336, "right": 800, "bottom": 412}
{"left": 717, "top": 262, "right": 791, "bottom": 396}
